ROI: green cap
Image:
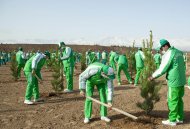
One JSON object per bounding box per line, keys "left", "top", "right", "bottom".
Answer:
{"left": 160, "top": 39, "right": 169, "bottom": 47}
{"left": 60, "top": 42, "right": 65, "bottom": 46}
{"left": 44, "top": 51, "right": 50, "bottom": 59}
{"left": 102, "top": 65, "right": 115, "bottom": 80}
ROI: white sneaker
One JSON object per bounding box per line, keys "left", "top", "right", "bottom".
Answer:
{"left": 176, "top": 119, "right": 183, "bottom": 124}
{"left": 129, "top": 81, "right": 133, "bottom": 84}
{"left": 33, "top": 98, "right": 44, "bottom": 102}
{"left": 118, "top": 82, "right": 121, "bottom": 86}
{"left": 24, "top": 100, "right": 34, "bottom": 105}
{"left": 84, "top": 118, "right": 90, "bottom": 124}
{"left": 101, "top": 116, "right": 111, "bottom": 122}
{"left": 162, "top": 120, "right": 176, "bottom": 126}
{"left": 64, "top": 89, "right": 73, "bottom": 93}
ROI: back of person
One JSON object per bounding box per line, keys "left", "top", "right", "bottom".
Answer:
{"left": 118, "top": 55, "right": 127, "bottom": 65}
{"left": 166, "top": 47, "right": 186, "bottom": 87}
{"left": 16, "top": 50, "right": 25, "bottom": 65}
{"left": 135, "top": 51, "right": 144, "bottom": 68}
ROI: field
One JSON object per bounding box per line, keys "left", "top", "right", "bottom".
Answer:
{"left": 0, "top": 45, "right": 190, "bottom": 129}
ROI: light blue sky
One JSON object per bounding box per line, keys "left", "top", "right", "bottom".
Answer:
{"left": 0, "top": 0, "right": 190, "bottom": 49}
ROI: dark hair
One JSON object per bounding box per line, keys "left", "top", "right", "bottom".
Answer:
{"left": 163, "top": 42, "right": 171, "bottom": 48}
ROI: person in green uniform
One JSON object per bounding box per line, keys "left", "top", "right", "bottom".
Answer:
{"left": 79, "top": 62, "right": 115, "bottom": 124}
{"left": 117, "top": 54, "right": 132, "bottom": 85}
{"left": 109, "top": 51, "right": 118, "bottom": 71}
{"left": 149, "top": 39, "right": 186, "bottom": 126}
{"left": 154, "top": 49, "right": 161, "bottom": 69}
{"left": 16, "top": 47, "right": 26, "bottom": 78}
{"left": 24, "top": 51, "right": 50, "bottom": 105}
{"left": 59, "top": 42, "right": 75, "bottom": 92}
{"left": 134, "top": 48, "right": 145, "bottom": 86}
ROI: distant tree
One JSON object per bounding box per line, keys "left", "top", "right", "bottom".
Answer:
{"left": 127, "top": 40, "right": 136, "bottom": 78}
{"left": 137, "top": 30, "right": 161, "bottom": 114}
{"left": 81, "top": 52, "right": 86, "bottom": 71}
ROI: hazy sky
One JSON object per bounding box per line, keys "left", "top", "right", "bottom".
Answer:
{"left": 0, "top": 0, "right": 190, "bottom": 49}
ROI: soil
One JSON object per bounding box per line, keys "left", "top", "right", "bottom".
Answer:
{"left": 0, "top": 62, "right": 190, "bottom": 129}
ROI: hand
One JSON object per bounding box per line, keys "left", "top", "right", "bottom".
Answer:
{"left": 107, "top": 102, "right": 112, "bottom": 110}
{"left": 80, "top": 90, "right": 85, "bottom": 97}
{"left": 32, "top": 70, "right": 36, "bottom": 76}
{"left": 39, "top": 79, "right": 43, "bottom": 84}
{"left": 148, "top": 76, "right": 153, "bottom": 81}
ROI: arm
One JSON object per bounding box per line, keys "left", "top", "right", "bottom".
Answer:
{"left": 79, "top": 67, "right": 99, "bottom": 90}
{"left": 32, "top": 53, "right": 44, "bottom": 70}
{"left": 152, "top": 49, "right": 173, "bottom": 79}
{"left": 140, "top": 51, "right": 145, "bottom": 60}
{"left": 60, "top": 47, "right": 71, "bottom": 60}
{"left": 107, "top": 79, "right": 114, "bottom": 103}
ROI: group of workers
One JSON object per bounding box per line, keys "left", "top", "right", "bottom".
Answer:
{"left": 2, "top": 38, "right": 188, "bottom": 126}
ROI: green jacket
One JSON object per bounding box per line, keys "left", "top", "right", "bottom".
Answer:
{"left": 24, "top": 53, "right": 46, "bottom": 73}
{"left": 118, "top": 55, "right": 128, "bottom": 68}
{"left": 152, "top": 47, "right": 186, "bottom": 87}
{"left": 60, "top": 47, "right": 74, "bottom": 67}
{"left": 135, "top": 50, "right": 145, "bottom": 68}
{"left": 16, "top": 50, "right": 25, "bottom": 65}
{"left": 109, "top": 51, "right": 117, "bottom": 63}
{"left": 154, "top": 53, "right": 161, "bottom": 64}
{"left": 79, "top": 62, "right": 114, "bottom": 102}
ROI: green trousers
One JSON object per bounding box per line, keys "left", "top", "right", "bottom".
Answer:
{"left": 134, "top": 67, "right": 143, "bottom": 85}
{"left": 85, "top": 81, "right": 107, "bottom": 118}
{"left": 64, "top": 66, "right": 74, "bottom": 90}
{"left": 24, "top": 72, "right": 40, "bottom": 100}
{"left": 17, "top": 64, "right": 25, "bottom": 78}
{"left": 117, "top": 64, "right": 132, "bottom": 84}
{"left": 168, "top": 86, "right": 184, "bottom": 122}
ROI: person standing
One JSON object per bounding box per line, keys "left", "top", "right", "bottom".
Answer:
{"left": 149, "top": 39, "right": 186, "bottom": 126}
{"left": 79, "top": 62, "right": 115, "bottom": 124}
{"left": 59, "top": 42, "right": 75, "bottom": 92}
{"left": 109, "top": 51, "right": 117, "bottom": 71}
{"left": 16, "top": 47, "right": 26, "bottom": 78}
{"left": 134, "top": 48, "right": 145, "bottom": 86}
{"left": 24, "top": 51, "right": 50, "bottom": 105}
{"left": 117, "top": 54, "right": 132, "bottom": 85}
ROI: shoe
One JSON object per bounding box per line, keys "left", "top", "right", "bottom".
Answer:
{"left": 162, "top": 120, "right": 176, "bottom": 126}
{"left": 118, "top": 82, "right": 121, "bottom": 86}
{"left": 134, "top": 84, "right": 137, "bottom": 86}
{"left": 176, "top": 119, "right": 183, "bottom": 124}
{"left": 24, "top": 100, "right": 34, "bottom": 105}
{"left": 64, "top": 89, "right": 73, "bottom": 93}
{"left": 33, "top": 98, "right": 44, "bottom": 102}
{"left": 129, "top": 81, "right": 132, "bottom": 84}
{"left": 101, "top": 116, "right": 111, "bottom": 122}
{"left": 84, "top": 118, "right": 90, "bottom": 124}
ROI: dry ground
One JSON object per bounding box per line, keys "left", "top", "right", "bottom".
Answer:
{"left": 0, "top": 62, "right": 190, "bottom": 129}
